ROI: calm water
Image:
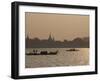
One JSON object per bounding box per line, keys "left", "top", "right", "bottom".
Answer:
{"left": 25, "top": 48, "right": 89, "bottom": 68}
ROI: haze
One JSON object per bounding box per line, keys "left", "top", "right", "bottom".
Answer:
{"left": 25, "top": 12, "right": 89, "bottom": 41}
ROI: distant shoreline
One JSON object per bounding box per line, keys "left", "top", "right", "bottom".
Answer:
{"left": 26, "top": 35, "right": 89, "bottom": 48}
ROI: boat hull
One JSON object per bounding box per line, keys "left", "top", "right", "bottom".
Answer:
{"left": 26, "top": 51, "right": 58, "bottom": 55}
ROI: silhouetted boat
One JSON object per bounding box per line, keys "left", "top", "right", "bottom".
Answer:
{"left": 26, "top": 50, "right": 58, "bottom": 55}
{"left": 26, "top": 53, "right": 34, "bottom": 55}
{"left": 66, "top": 48, "right": 79, "bottom": 51}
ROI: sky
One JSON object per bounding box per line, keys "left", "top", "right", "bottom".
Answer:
{"left": 25, "top": 12, "right": 89, "bottom": 41}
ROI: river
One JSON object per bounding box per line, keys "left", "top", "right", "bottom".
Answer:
{"left": 25, "top": 48, "right": 89, "bottom": 68}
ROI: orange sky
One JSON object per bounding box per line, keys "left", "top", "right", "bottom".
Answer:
{"left": 25, "top": 12, "right": 89, "bottom": 41}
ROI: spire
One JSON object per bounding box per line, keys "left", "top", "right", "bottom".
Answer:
{"left": 48, "top": 32, "right": 52, "bottom": 41}
{"left": 48, "top": 33, "right": 55, "bottom": 42}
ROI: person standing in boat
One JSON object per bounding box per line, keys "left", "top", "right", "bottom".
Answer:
{"left": 33, "top": 50, "right": 38, "bottom": 53}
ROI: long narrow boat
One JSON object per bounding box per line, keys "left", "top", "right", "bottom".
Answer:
{"left": 26, "top": 50, "right": 58, "bottom": 55}
{"left": 66, "top": 48, "right": 79, "bottom": 51}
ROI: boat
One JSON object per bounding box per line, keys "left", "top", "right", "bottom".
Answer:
{"left": 66, "top": 48, "right": 79, "bottom": 51}
{"left": 26, "top": 52, "right": 35, "bottom": 55}
{"left": 26, "top": 50, "right": 58, "bottom": 55}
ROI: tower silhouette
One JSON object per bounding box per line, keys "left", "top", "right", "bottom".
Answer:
{"left": 48, "top": 33, "right": 54, "bottom": 42}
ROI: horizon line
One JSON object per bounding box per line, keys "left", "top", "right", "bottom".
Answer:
{"left": 26, "top": 36, "right": 89, "bottom": 41}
